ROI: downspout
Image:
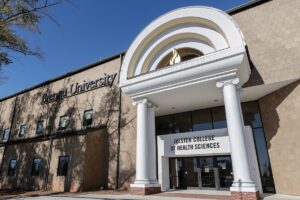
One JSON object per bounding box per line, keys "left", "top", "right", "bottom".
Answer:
{"left": 115, "top": 53, "right": 124, "bottom": 189}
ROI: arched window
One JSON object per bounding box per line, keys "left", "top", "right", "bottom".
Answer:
{"left": 157, "top": 48, "right": 203, "bottom": 69}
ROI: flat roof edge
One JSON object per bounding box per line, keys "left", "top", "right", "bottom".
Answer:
{"left": 227, "top": 0, "right": 271, "bottom": 15}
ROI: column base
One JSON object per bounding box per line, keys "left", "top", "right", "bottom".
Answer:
{"left": 231, "top": 191, "right": 259, "bottom": 200}
{"left": 130, "top": 183, "right": 161, "bottom": 195}
{"left": 230, "top": 187, "right": 259, "bottom": 200}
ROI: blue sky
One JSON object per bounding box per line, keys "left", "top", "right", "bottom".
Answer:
{"left": 0, "top": 0, "right": 250, "bottom": 98}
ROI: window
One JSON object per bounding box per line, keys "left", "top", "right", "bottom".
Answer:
{"left": 59, "top": 116, "right": 68, "bottom": 129}
{"left": 8, "top": 159, "right": 17, "bottom": 176}
{"left": 156, "top": 115, "right": 173, "bottom": 135}
{"left": 36, "top": 120, "right": 44, "bottom": 135}
{"left": 19, "top": 124, "right": 27, "bottom": 138}
{"left": 31, "top": 158, "right": 41, "bottom": 176}
{"left": 241, "top": 101, "right": 275, "bottom": 193}
{"left": 173, "top": 112, "right": 192, "bottom": 133}
{"left": 2, "top": 128, "right": 10, "bottom": 142}
{"left": 57, "top": 155, "right": 69, "bottom": 176}
{"left": 83, "top": 110, "right": 93, "bottom": 127}
{"left": 212, "top": 107, "right": 227, "bottom": 129}
{"left": 192, "top": 109, "right": 213, "bottom": 131}
{"left": 241, "top": 101, "right": 262, "bottom": 128}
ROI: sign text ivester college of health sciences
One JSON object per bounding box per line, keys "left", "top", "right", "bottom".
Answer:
{"left": 159, "top": 129, "right": 231, "bottom": 157}
{"left": 42, "top": 73, "right": 117, "bottom": 104}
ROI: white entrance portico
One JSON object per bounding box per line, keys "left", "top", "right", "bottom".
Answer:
{"left": 119, "top": 6, "right": 260, "bottom": 200}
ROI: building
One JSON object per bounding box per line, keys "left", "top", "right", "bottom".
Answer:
{"left": 0, "top": 1, "right": 300, "bottom": 200}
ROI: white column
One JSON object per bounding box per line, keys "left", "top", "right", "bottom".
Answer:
{"left": 134, "top": 99, "right": 150, "bottom": 184}
{"left": 147, "top": 104, "right": 158, "bottom": 184}
{"left": 132, "top": 99, "right": 160, "bottom": 188}
{"left": 217, "top": 78, "right": 256, "bottom": 191}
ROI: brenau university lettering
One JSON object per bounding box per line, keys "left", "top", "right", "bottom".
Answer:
{"left": 42, "top": 73, "right": 117, "bottom": 104}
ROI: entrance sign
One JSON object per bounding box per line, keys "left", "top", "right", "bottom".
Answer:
{"left": 158, "top": 128, "right": 230, "bottom": 157}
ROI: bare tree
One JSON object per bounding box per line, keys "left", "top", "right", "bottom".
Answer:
{"left": 0, "top": 0, "right": 64, "bottom": 69}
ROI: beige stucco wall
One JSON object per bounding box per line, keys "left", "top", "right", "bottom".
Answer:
{"left": 49, "top": 135, "right": 86, "bottom": 192}
{"left": 0, "top": 56, "right": 132, "bottom": 191}
{"left": 0, "top": 141, "right": 50, "bottom": 190}
{"left": 82, "top": 129, "right": 107, "bottom": 191}
{"left": 0, "top": 97, "right": 15, "bottom": 136}
{"left": 118, "top": 92, "right": 137, "bottom": 189}
{"left": 232, "top": 0, "right": 300, "bottom": 86}
{"left": 4, "top": 57, "right": 121, "bottom": 137}
{"left": 232, "top": 0, "right": 300, "bottom": 195}
{"left": 259, "top": 80, "right": 300, "bottom": 196}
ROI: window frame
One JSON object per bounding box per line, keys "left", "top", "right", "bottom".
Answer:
{"left": 36, "top": 120, "right": 44, "bottom": 135}
{"left": 57, "top": 155, "right": 69, "bottom": 176}
{"left": 31, "top": 157, "right": 42, "bottom": 176}
{"left": 83, "top": 109, "right": 93, "bottom": 127}
{"left": 59, "top": 115, "right": 68, "bottom": 130}
{"left": 18, "top": 124, "right": 27, "bottom": 138}
{"left": 2, "top": 128, "right": 10, "bottom": 142}
{"left": 8, "top": 159, "right": 17, "bottom": 176}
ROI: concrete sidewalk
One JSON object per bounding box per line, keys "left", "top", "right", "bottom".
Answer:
{"left": 11, "top": 193, "right": 300, "bottom": 200}
{"left": 263, "top": 194, "right": 300, "bottom": 200}
{"left": 2, "top": 190, "right": 300, "bottom": 200}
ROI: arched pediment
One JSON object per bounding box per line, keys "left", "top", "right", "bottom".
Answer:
{"left": 121, "top": 7, "right": 246, "bottom": 81}
{"left": 119, "top": 6, "right": 250, "bottom": 101}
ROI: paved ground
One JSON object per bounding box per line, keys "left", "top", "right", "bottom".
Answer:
{"left": 1, "top": 190, "right": 300, "bottom": 200}
{"left": 9, "top": 194, "right": 300, "bottom": 200}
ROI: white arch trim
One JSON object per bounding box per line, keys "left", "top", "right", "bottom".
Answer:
{"left": 120, "top": 6, "right": 246, "bottom": 84}
{"left": 135, "top": 25, "right": 228, "bottom": 76}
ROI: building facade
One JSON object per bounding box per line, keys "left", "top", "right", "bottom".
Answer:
{"left": 0, "top": 0, "right": 300, "bottom": 199}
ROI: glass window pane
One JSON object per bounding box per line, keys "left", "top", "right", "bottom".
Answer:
{"left": 242, "top": 102, "right": 262, "bottom": 128}
{"left": 8, "top": 159, "right": 17, "bottom": 176}
{"left": 192, "top": 109, "right": 212, "bottom": 131}
{"left": 212, "top": 107, "right": 227, "bottom": 129}
{"left": 31, "top": 158, "right": 41, "bottom": 176}
{"left": 83, "top": 110, "right": 93, "bottom": 127}
{"left": 57, "top": 155, "right": 69, "bottom": 176}
{"left": 36, "top": 121, "right": 44, "bottom": 135}
{"left": 173, "top": 112, "right": 192, "bottom": 133}
{"left": 2, "top": 128, "right": 10, "bottom": 141}
{"left": 156, "top": 115, "right": 173, "bottom": 135}
{"left": 19, "top": 124, "right": 27, "bottom": 137}
{"left": 59, "top": 116, "right": 68, "bottom": 129}
{"left": 253, "top": 128, "right": 275, "bottom": 193}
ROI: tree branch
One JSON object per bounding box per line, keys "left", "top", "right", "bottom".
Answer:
{"left": 4, "top": 0, "right": 63, "bottom": 24}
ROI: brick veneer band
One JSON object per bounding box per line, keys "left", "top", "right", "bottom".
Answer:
{"left": 130, "top": 187, "right": 161, "bottom": 195}
{"left": 231, "top": 191, "right": 259, "bottom": 200}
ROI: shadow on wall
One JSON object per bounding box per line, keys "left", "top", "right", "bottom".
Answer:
{"left": 117, "top": 102, "right": 136, "bottom": 190}
{"left": 0, "top": 79, "right": 135, "bottom": 192}
{"left": 243, "top": 46, "right": 265, "bottom": 87}
{"left": 0, "top": 87, "right": 52, "bottom": 191}
{"left": 259, "top": 80, "right": 300, "bottom": 149}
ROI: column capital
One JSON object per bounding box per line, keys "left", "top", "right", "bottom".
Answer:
{"left": 133, "top": 99, "right": 158, "bottom": 109}
{"left": 133, "top": 98, "right": 148, "bottom": 106}
{"left": 216, "top": 78, "right": 240, "bottom": 89}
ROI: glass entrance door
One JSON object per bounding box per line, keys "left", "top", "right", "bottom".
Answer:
{"left": 200, "top": 157, "right": 216, "bottom": 188}
{"left": 169, "top": 156, "right": 233, "bottom": 190}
